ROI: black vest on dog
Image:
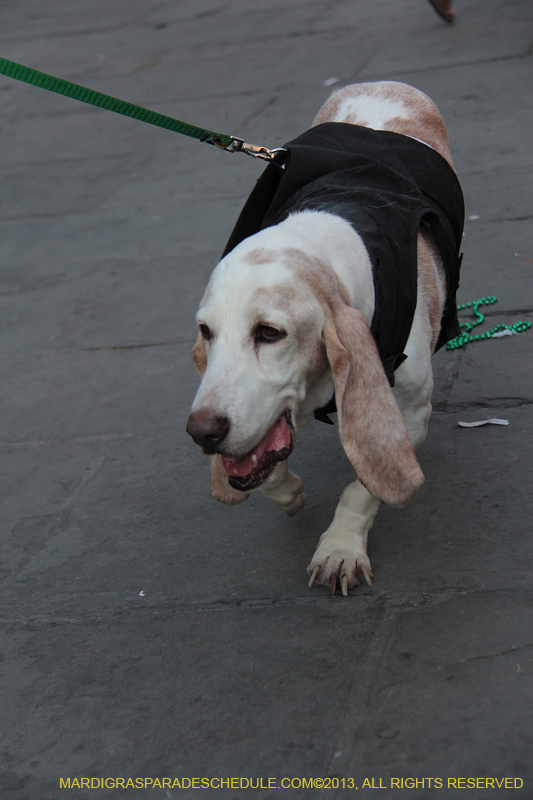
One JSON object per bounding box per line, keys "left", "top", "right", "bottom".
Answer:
{"left": 222, "top": 123, "right": 464, "bottom": 423}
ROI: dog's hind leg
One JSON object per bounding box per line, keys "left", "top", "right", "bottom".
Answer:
{"left": 259, "top": 459, "right": 306, "bottom": 517}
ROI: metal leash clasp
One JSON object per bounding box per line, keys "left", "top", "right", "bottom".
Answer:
{"left": 226, "top": 136, "right": 286, "bottom": 162}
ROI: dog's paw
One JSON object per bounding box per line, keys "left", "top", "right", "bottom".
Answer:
{"left": 261, "top": 468, "right": 306, "bottom": 516}
{"left": 307, "top": 539, "right": 373, "bottom": 595}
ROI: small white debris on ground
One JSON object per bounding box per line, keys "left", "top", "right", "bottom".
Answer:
{"left": 491, "top": 329, "right": 518, "bottom": 337}
{"left": 323, "top": 77, "right": 339, "bottom": 86}
{"left": 458, "top": 419, "right": 509, "bottom": 428}
{"left": 139, "top": 590, "right": 145, "bottom": 596}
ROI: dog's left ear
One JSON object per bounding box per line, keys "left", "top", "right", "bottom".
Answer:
{"left": 323, "top": 305, "right": 424, "bottom": 506}
{"left": 191, "top": 332, "right": 207, "bottom": 376}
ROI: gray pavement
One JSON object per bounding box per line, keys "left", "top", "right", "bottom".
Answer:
{"left": 1, "top": 1, "right": 532, "bottom": 798}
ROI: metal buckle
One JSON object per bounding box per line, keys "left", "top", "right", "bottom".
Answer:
{"left": 226, "top": 136, "right": 286, "bottom": 162}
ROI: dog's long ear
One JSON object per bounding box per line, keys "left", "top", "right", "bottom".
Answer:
{"left": 324, "top": 305, "right": 424, "bottom": 506}
{"left": 210, "top": 455, "right": 250, "bottom": 505}
{"left": 191, "top": 331, "right": 207, "bottom": 376}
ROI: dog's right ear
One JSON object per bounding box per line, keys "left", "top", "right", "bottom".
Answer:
{"left": 192, "top": 331, "right": 207, "bottom": 376}
{"left": 210, "top": 455, "right": 250, "bottom": 505}
{"left": 323, "top": 304, "right": 424, "bottom": 507}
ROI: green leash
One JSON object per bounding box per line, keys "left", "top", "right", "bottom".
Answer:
{"left": 0, "top": 56, "right": 282, "bottom": 161}
{"left": 446, "top": 296, "right": 531, "bottom": 350}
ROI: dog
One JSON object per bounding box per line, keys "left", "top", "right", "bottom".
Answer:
{"left": 186, "top": 81, "right": 464, "bottom": 595}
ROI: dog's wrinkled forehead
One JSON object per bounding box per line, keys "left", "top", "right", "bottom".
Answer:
{"left": 198, "top": 246, "right": 318, "bottom": 326}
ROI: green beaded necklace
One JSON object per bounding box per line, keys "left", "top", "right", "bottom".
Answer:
{"left": 446, "top": 296, "right": 531, "bottom": 350}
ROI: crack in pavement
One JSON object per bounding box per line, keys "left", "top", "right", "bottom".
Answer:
{"left": 82, "top": 338, "right": 195, "bottom": 351}
{"left": 0, "top": 3, "right": 164, "bottom": 43}
{"left": 440, "top": 398, "right": 533, "bottom": 413}
{"left": 432, "top": 349, "right": 463, "bottom": 412}
{"left": 48, "top": 259, "right": 151, "bottom": 348}
{"left": 203, "top": 25, "right": 357, "bottom": 50}
{"left": 481, "top": 308, "right": 533, "bottom": 317}
{"left": 459, "top": 163, "right": 533, "bottom": 177}
{"left": 0, "top": 594, "right": 377, "bottom": 627}
{"left": 435, "top": 642, "right": 533, "bottom": 673}
{"left": 324, "top": 609, "right": 399, "bottom": 782}
{"left": 4, "top": 152, "right": 138, "bottom": 169}
{"left": 234, "top": 95, "right": 278, "bottom": 136}
{"left": 1, "top": 438, "right": 126, "bottom": 588}
{"left": 0, "top": 430, "right": 179, "bottom": 446}
{"left": 368, "top": 48, "right": 532, "bottom": 80}
{"left": 343, "top": 46, "right": 383, "bottom": 83}
{"left": 2, "top": 588, "right": 531, "bottom": 628}
{"left": 492, "top": 213, "right": 533, "bottom": 223}
{"left": 0, "top": 211, "right": 93, "bottom": 222}
{"left": 460, "top": 642, "right": 533, "bottom": 664}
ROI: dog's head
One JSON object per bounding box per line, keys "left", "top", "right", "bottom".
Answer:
{"left": 187, "top": 232, "right": 423, "bottom": 507}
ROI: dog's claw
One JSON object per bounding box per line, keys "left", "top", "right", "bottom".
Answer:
{"left": 307, "top": 547, "right": 373, "bottom": 595}
{"left": 362, "top": 567, "right": 373, "bottom": 586}
{"left": 308, "top": 566, "right": 320, "bottom": 588}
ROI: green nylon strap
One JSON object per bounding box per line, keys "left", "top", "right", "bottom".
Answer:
{"left": 0, "top": 56, "right": 233, "bottom": 149}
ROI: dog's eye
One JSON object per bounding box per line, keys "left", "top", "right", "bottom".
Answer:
{"left": 255, "top": 324, "right": 287, "bottom": 344}
{"left": 199, "top": 324, "right": 212, "bottom": 341}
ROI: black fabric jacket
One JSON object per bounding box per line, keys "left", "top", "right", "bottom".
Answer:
{"left": 222, "top": 122, "right": 464, "bottom": 421}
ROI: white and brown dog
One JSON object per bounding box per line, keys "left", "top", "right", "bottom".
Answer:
{"left": 186, "top": 81, "right": 463, "bottom": 595}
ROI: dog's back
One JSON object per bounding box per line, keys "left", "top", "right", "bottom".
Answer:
{"left": 313, "top": 81, "right": 454, "bottom": 168}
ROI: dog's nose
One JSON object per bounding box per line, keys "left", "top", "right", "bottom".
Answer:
{"left": 186, "top": 410, "right": 230, "bottom": 450}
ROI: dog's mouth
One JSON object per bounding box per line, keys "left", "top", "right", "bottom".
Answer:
{"left": 221, "top": 409, "right": 295, "bottom": 492}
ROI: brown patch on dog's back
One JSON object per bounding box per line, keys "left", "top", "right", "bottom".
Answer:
{"left": 313, "top": 81, "right": 454, "bottom": 168}
{"left": 245, "top": 248, "right": 278, "bottom": 265}
{"left": 382, "top": 115, "right": 453, "bottom": 168}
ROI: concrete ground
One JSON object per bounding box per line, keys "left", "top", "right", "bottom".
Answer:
{"left": 1, "top": 0, "right": 532, "bottom": 798}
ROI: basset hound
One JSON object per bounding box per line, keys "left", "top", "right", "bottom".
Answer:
{"left": 186, "top": 81, "right": 464, "bottom": 595}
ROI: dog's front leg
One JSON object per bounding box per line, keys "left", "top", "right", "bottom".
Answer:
{"left": 259, "top": 459, "right": 306, "bottom": 517}
{"left": 307, "top": 480, "right": 379, "bottom": 594}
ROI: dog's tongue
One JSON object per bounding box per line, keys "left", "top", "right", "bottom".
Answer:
{"left": 221, "top": 415, "right": 291, "bottom": 477}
